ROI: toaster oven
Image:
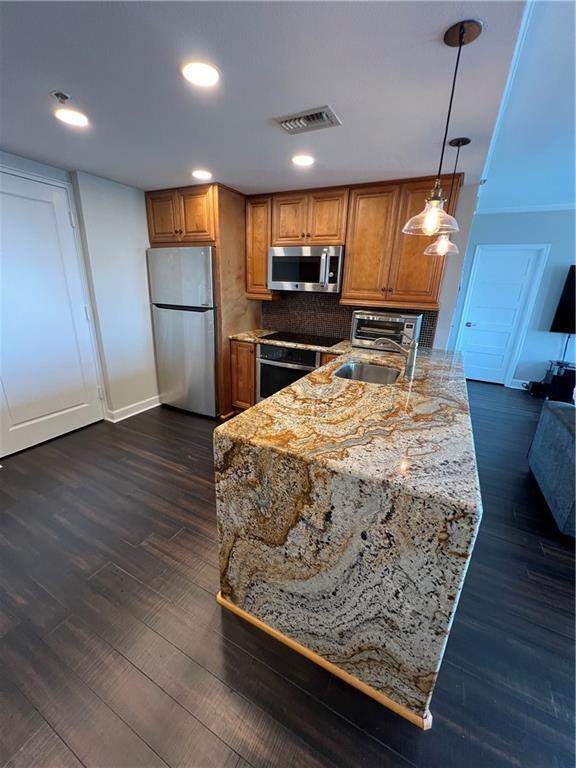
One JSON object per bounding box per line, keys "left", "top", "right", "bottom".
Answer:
{"left": 351, "top": 311, "right": 423, "bottom": 351}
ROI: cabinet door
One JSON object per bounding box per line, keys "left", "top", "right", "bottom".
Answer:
{"left": 271, "top": 193, "right": 308, "bottom": 245}
{"left": 230, "top": 341, "right": 255, "bottom": 410}
{"left": 320, "top": 353, "right": 339, "bottom": 365}
{"left": 146, "top": 190, "right": 182, "bottom": 244}
{"left": 307, "top": 188, "right": 348, "bottom": 244}
{"left": 246, "top": 197, "right": 272, "bottom": 299}
{"left": 386, "top": 178, "right": 459, "bottom": 307}
{"left": 340, "top": 185, "right": 400, "bottom": 306}
{"left": 179, "top": 186, "right": 216, "bottom": 242}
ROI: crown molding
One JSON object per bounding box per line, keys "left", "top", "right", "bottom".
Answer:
{"left": 476, "top": 203, "right": 576, "bottom": 215}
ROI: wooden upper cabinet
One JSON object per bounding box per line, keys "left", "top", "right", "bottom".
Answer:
{"left": 271, "top": 193, "right": 308, "bottom": 245}
{"left": 306, "top": 188, "right": 348, "bottom": 244}
{"left": 146, "top": 186, "right": 216, "bottom": 245}
{"left": 341, "top": 185, "right": 401, "bottom": 305}
{"left": 146, "top": 190, "right": 182, "bottom": 244}
{"left": 386, "top": 176, "right": 461, "bottom": 307}
{"left": 271, "top": 188, "right": 348, "bottom": 245}
{"left": 179, "top": 186, "right": 216, "bottom": 242}
{"left": 246, "top": 197, "right": 272, "bottom": 300}
{"left": 230, "top": 340, "right": 255, "bottom": 410}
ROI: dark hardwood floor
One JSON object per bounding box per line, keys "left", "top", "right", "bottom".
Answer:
{"left": 0, "top": 382, "right": 574, "bottom": 768}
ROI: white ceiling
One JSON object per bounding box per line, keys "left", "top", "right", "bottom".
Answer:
{"left": 478, "top": 0, "right": 575, "bottom": 211}
{"left": 0, "top": 1, "right": 524, "bottom": 194}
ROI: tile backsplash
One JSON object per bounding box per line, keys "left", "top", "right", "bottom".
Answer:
{"left": 262, "top": 293, "right": 438, "bottom": 348}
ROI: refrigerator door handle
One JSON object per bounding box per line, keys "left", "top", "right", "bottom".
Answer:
{"left": 153, "top": 303, "right": 213, "bottom": 312}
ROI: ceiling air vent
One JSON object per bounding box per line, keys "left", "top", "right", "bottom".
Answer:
{"left": 274, "top": 105, "right": 342, "bottom": 135}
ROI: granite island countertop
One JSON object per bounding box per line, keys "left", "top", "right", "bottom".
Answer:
{"left": 214, "top": 348, "right": 482, "bottom": 728}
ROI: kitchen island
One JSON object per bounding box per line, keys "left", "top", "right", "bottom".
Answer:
{"left": 214, "top": 349, "right": 482, "bottom": 729}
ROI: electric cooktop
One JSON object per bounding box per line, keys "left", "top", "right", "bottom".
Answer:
{"left": 266, "top": 331, "right": 343, "bottom": 347}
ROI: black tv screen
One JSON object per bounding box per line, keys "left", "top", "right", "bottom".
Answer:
{"left": 550, "top": 265, "right": 575, "bottom": 334}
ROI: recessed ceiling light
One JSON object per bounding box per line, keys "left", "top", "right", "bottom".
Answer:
{"left": 292, "top": 154, "right": 315, "bottom": 167}
{"left": 181, "top": 62, "right": 220, "bottom": 88}
{"left": 54, "top": 108, "right": 89, "bottom": 127}
{"left": 51, "top": 91, "right": 89, "bottom": 128}
{"left": 192, "top": 169, "right": 213, "bottom": 180}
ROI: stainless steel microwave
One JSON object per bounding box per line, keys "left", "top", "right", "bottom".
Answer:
{"left": 267, "top": 246, "right": 343, "bottom": 293}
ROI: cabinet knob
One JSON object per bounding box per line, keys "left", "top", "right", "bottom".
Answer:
{"left": 301, "top": 233, "right": 305, "bottom": 238}
{"left": 307, "top": 233, "right": 311, "bottom": 238}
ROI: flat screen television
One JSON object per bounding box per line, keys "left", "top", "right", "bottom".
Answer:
{"left": 550, "top": 265, "right": 575, "bottom": 335}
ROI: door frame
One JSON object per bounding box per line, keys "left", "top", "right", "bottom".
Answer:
{"left": 0, "top": 164, "right": 106, "bottom": 417}
{"left": 454, "top": 242, "right": 550, "bottom": 387}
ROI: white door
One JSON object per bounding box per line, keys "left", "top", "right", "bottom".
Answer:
{"left": 457, "top": 244, "right": 549, "bottom": 384}
{"left": 0, "top": 171, "right": 103, "bottom": 457}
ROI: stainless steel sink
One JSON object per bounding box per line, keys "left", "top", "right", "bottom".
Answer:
{"left": 334, "top": 361, "right": 400, "bottom": 385}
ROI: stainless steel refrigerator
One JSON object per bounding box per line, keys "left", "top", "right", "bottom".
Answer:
{"left": 147, "top": 247, "right": 217, "bottom": 417}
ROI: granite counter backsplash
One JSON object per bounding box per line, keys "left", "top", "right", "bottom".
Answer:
{"left": 261, "top": 293, "right": 438, "bottom": 348}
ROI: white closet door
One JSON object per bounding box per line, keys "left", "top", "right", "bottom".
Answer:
{"left": 0, "top": 171, "right": 103, "bottom": 457}
{"left": 456, "top": 244, "right": 548, "bottom": 384}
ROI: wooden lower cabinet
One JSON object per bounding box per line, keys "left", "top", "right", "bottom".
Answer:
{"left": 320, "top": 353, "right": 339, "bottom": 365}
{"left": 230, "top": 341, "right": 256, "bottom": 410}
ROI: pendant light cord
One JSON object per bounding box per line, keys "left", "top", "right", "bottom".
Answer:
{"left": 437, "top": 23, "right": 465, "bottom": 180}
{"left": 562, "top": 333, "right": 571, "bottom": 362}
{"left": 447, "top": 143, "right": 461, "bottom": 211}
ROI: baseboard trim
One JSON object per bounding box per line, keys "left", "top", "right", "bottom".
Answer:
{"left": 104, "top": 395, "right": 160, "bottom": 423}
{"left": 216, "top": 591, "right": 433, "bottom": 730}
{"left": 507, "top": 379, "right": 529, "bottom": 391}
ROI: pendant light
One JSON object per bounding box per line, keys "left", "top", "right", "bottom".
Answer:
{"left": 402, "top": 19, "right": 482, "bottom": 237}
{"left": 424, "top": 137, "right": 470, "bottom": 256}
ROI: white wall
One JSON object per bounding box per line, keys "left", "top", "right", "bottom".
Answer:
{"left": 434, "top": 183, "right": 479, "bottom": 350}
{"left": 477, "top": 1, "right": 575, "bottom": 214}
{"left": 448, "top": 209, "right": 575, "bottom": 383}
{"left": 72, "top": 171, "right": 158, "bottom": 420}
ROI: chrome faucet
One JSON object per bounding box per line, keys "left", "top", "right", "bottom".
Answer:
{"left": 372, "top": 332, "right": 418, "bottom": 377}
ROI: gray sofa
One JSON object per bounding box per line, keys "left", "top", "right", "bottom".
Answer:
{"left": 528, "top": 400, "right": 575, "bottom": 537}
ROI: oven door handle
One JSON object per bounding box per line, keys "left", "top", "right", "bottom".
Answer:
{"left": 257, "top": 359, "right": 316, "bottom": 372}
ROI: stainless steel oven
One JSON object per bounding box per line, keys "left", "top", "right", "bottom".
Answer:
{"left": 257, "top": 344, "right": 319, "bottom": 401}
{"left": 267, "top": 246, "right": 343, "bottom": 292}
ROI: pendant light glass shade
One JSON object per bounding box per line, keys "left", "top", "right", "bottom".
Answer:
{"left": 424, "top": 233, "right": 459, "bottom": 256}
{"left": 402, "top": 199, "right": 459, "bottom": 236}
